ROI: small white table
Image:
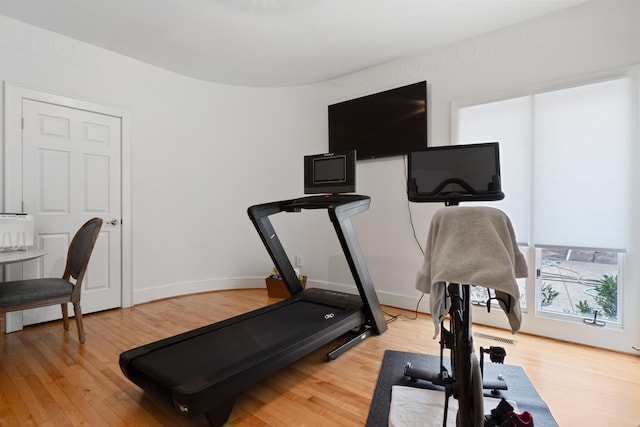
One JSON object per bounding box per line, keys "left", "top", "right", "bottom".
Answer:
{"left": 1, "top": 248, "right": 48, "bottom": 333}
{"left": 0, "top": 248, "right": 47, "bottom": 265}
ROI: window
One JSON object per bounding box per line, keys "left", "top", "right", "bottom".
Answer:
{"left": 538, "top": 248, "right": 619, "bottom": 323}
{"left": 456, "top": 75, "right": 632, "bottom": 328}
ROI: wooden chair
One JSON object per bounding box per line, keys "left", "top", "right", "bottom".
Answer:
{"left": 0, "top": 218, "right": 103, "bottom": 343}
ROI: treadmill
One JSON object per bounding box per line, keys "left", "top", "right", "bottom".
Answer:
{"left": 119, "top": 194, "right": 388, "bottom": 426}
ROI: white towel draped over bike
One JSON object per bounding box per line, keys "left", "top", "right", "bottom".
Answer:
{"left": 415, "top": 206, "right": 528, "bottom": 338}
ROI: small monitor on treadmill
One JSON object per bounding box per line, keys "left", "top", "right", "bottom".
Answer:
{"left": 407, "top": 142, "right": 504, "bottom": 204}
{"left": 304, "top": 150, "right": 356, "bottom": 194}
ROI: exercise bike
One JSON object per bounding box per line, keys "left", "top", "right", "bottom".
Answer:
{"left": 403, "top": 283, "right": 510, "bottom": 426}
{"left": 405, "top": 144, "right": 524, "bottom": 426}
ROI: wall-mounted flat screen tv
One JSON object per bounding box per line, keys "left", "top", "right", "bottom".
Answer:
{"left": 304, "top": 150, "right": 356, "bottom": 194}
{"left": 328, "top": 81, "right": 427, "bottom": 160}
{"left": 407, "top": 142, "right": 504, "bottom": 204}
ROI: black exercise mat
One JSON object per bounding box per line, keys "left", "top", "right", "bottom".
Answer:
{"left": 366, "top": 350, "right": 558, "bottom": 426}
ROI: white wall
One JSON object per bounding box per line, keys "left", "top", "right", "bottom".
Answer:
{"left": 303, "top": 0, "right": 640, "bottom": 302}
{"left": 302, "top": 1, "right": 640, "bottom": 352}
{"left": 1, "top": 1, "right": 639, "bottom": 349}
{"left": 0, "top": 13, "right": 324, "bottom": 302}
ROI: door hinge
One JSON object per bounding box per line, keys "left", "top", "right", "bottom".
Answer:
{"left": 21, "top": 117, "right": 24, "bottom": 130}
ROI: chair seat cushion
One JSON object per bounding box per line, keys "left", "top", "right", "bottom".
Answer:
{"left": 0, "top": 279, "right": 74, "bottom": 306}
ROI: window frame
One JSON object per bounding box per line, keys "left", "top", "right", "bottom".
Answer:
{"left": 450, "top": 66, "right": 640, "bottom": 352}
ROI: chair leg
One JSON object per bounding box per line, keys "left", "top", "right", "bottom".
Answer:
{"left": 61, "top": 304, "right": 70, "bottom": 331}
{"left": 73, "top": 302, "right": 85, "bottom": 344}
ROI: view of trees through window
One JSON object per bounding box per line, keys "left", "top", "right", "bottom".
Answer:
{"left": 537, "top": 248, "right": 619, "bottom": 323}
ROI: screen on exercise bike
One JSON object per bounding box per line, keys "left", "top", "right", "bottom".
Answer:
{"left": 407, "top": 142, "right": 504, "bottom": 204}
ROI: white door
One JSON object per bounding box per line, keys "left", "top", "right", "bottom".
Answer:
{"left": 19, "top": 99, "right": 122, "bottom": 325}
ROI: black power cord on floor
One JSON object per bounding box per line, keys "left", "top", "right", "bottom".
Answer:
{"left": 384, "top": 292, "right": 426, "bottom": 324}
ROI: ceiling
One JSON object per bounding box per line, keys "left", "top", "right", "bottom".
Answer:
{"left": 0, "top": 0, "right": 586, "bottom": 87}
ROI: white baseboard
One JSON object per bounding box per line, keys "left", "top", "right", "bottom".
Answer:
{"left": 132, "top": 277, "right": 431, "bottom": 316}
{"left": 132, "top": 277, "right": 266, "bottom": 305}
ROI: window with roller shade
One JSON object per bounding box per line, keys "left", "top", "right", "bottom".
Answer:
{"left": 455, "top": 76, "right": 631, "bottom": 325}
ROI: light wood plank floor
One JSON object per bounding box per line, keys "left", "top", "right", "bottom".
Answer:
{"left": 1, "top": 289, "right": 639, "bottom": 426}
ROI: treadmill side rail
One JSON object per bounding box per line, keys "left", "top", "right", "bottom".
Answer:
{"left": 247, "top": 194, "right": 387, "bottom": 335}
{"left": 248, "top": 200, "right": 304, "bottom": 295}
{"left": 330, "top": 201, "right": 388, "bottom": 334}
{"left": 327, "top": 328, "right": 373, "bottom": 361}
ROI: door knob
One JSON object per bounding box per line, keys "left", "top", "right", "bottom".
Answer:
{"left": 109, "top": 219, "right": 120, "bottom": 226}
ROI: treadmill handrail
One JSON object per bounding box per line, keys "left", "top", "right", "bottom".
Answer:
{"left": 247, "top": 194, "right": 388, "bottom": 335}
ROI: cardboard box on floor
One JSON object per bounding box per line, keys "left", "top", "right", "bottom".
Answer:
{"left": 265, "top": 276, "right": 307, "bottom": 298}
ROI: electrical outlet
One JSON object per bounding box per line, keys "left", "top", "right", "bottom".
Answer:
{"left": 295, "top": 255, "right": 304, "bottom": 267}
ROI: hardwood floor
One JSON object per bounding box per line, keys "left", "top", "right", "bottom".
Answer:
{"left": 1, "top": 288, "right": 639, "bottom": 426}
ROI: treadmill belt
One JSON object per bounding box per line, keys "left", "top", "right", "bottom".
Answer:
{"left": 131, "top": 299, "right": 359, "bottom": 389}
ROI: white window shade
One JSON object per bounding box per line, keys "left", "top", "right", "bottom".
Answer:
{"left": 533, "top": 78, "right": 631, "bottom": 251}
{"left": 457, "top": 96, "right": 530, "bottom": 244}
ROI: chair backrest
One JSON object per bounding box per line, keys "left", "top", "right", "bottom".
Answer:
{"left": 64, "top": 218, "right": 103, "bottom": 282}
